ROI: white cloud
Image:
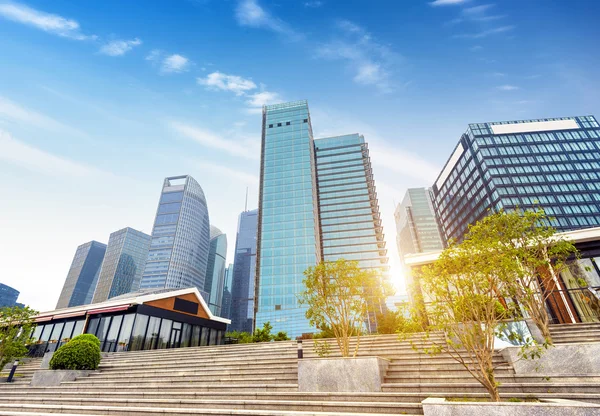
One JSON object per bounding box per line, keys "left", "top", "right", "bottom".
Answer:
{"left": 0, "top": 2, "right": 95, "bottom": 40}
{"left": 463, "top": 4, "right": 494, "bottom": 15}
{"left": 169, "top": 121, "right": 259, "bottom": 160}
{"left": 145, "top": 49, "right": 161, "bottom": 61}
{"left": 430, "top": 0, "right": 471, "bottom": 6}
{"left": 0, "top": 129, "right": 100, "bottom": 176}
{"left": 162, "top": 54, "right": 190, "bottom": 73}
{"left": 316, "top": 20, "right": 399, "bottom": 93}
{"left": 99, "top": 38, "right": 142, "bottom": 56}
{"left": 235, "top": 0, "right": 300, "bottom": 40}
{"left": 454, "top": 25, "right": 514, "bottom": 39}
{"left": 246, "top": 91, "right": 284, "bottom": 113}
{"left": 197, "top": 71, "right": 257, "bottom": 96}
{"left": 497, "top": 84, "right": 519, "bottom": 91}
{"left": 304, "top": 1, "right": 323, "bottom": 7}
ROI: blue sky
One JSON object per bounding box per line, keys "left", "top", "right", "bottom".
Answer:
{"left": 1, "top": 0, "right": 599, "bottom": 311}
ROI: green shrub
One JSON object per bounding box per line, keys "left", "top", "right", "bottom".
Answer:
{"left": 49, "top": 339, "right": 101, "bottom": 370}
{"left": 70, "top": 334, "right": 100, "bottom": 347}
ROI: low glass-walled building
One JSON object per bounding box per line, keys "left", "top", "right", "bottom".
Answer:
{"left": 29, "top": 288, "right": 229, "bottom": 355}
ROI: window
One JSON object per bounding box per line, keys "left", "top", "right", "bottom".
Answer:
{"left": 130, "top": 314, "right": 149, "bottom": 351}
{"left": 268, "top": 124, "right": 273, "bottom": 128}
{"left": 286, "top": 121, "right": 291, "bottom": 126}
{"left": 144, "top": 317, "right": 161, "bottom": 350}
{"left": 116, "top": 314, "right": 135, "bottom": 351}
{"left": 303, "top": 119, "right": 308, "bottom": 123}
{"left": 277, "top": 123, "right": 282, "bottom": 127}
{"left": 160, "top": 191, "right": 183, "bottom": 204}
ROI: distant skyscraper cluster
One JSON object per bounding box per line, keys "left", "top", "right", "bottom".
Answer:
{"left": 0, "top": 282, "right": 24, "bottom": 308}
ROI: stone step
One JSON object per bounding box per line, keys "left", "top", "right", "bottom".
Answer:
{"left": 59, "top": 382, "right": 299, "bottom": 392}
{"left": 98, "top": 357, "right": 299, "bottom": 370}
{"left": 74, "top": 374, "right": 299, "bottom": 383}
{"left": 91, "top": 366, "right": 298, "bottom": 377}
{"left": 386, "top": 368, "right": 515, "bottom": 377}
{"left": 382, "top": 382, "right": 600, "bottom": 394}
{"left": 101, "top": 353, "right": 299, "bottom": 366}
{"left": 550, "top": 323, "right": 600, "bottom": 329}
{"left": 384, "top": 374, "right": 600, "bottom": 383}
{"left": 0, "top": 397, "right": 421, "bottom": 415}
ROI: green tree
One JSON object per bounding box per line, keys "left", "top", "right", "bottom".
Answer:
{"left": 225, "top": 331, "right": 253, "bottom": 344}
{"left": 252, "top": 321, "right": 274, "bottom": 343}
{"left": 0, "top": 306, "right": 38, "bottom": 369}
{"left": 273, "top": 331, "right": 290, "bottom": 341}
{"left": 299, "top": 259, "right": 390, "bottom": 357}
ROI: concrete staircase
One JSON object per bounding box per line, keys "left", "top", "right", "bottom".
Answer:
{"left": 1, "top": 358, "right": 42, "bottom": 385}
{"left": 550, "top": 322, "right": 600, "bottom": 344}
{"left": 0, "top": 332, "right": 599, "bottom": 415}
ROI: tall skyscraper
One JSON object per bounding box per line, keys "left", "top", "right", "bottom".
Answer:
{"left": 230, "top": 209, "right": 258, "bottom": 333}
{"left": 92, "top": 227, "right": 151, "bottom": 303}
{"left": 204, "top": 226, "right": 227, "bottom": 315}
{"left": 140, "top": 175, "right": 211, "bottom": 294}
{"left": 221, "top": 263, "right": 233, "bottom": 321}
{"left": 0, "top": 283, "right": 21, "bottom": 308}
{"left": 56, "top": 241, "right": 107, "bottom": 309}
{"left": 256, "top": 101, "right": 388, "bottom": 338}
{"left": 394, "top": 188, "right": 445, "bottom": 262}
{"left": 432, "top": 116, "right": 600, "bottom": 242}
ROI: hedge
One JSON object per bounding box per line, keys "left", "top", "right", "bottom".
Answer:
{"left": 49, "top": 338, "right": 101, "bottom": 370}
{"left": 70, "top": 334, "right": 101, "bottom": 348}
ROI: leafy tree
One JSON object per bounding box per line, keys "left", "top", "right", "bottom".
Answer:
{"left": 376, "top": 308, "right": 424, "bottom": 335}
{"left": 252, "top": 321, "right": 274, "bottom": 343}
{"left": 299, "top": 259, "right": 390, "bottom": 357}
{"left": 225, "top": 330, "right": 253, "bottom": 344}
{"left": 273, "top": 331, "right": 290, "bottom": 341}
{"left": 0, "top": 306, "right": 37, "bottom": 369}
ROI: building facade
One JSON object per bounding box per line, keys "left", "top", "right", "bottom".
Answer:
{"left": 230, "top": 209, "right": 258, "bottom": 333}
{"left": 395, "top": 188, "right": 445, "bottom": 262}
{"left": 221, "top": 264, "right": 233, "bottom": 321}
{"left": 140, "top": 175, "right": 211, "bottom": 295}
{"left": 56, "top": 241, "right": 107, "bottom": 309}
{"left": 204, "top": 226, "right": 227, "bottom": 316}
{"left": 432, "top": 116, "right": 600, "bottom": 243}
{"left": 92, "top": 227, "right": 151, "bottom": 303}
{"left": 0, "top": 282, "right": 21, "bottom": 308}
{"left": 256, "top": 101, "right": 321, "bottom": 337}
{"left": 255, "top": 102, "right": 389, "bottom": 338}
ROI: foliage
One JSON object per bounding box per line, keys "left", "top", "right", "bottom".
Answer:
{"left": 49, "top": 337, "right": 101, "bottom": 370}
{"left": 273, "top": 331, "right": 290, "bottom": 341}
{"left": 0, "top": 306, "right": 38, "bottom": 369}
{"left": 299, "top": 259, "right": 391, "bottom": 357}
{"left": 376, "top": 308, "right": 423, "bottom": 335}
{"left": 70, "top": 334, "right": 101, "bottom": 348}
{"left": 313, "top": 339, "right": 332, "bottom": 357}
{"left": 252, "top": 321, "right": 274, "bottom": 343}
{"left": 225, "top": 330, "right": 253, "bottom": 344}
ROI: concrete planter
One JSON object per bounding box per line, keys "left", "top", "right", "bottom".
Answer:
{"left": 30, "top": 369, "right": 92, "bottom": 386}
{"left": 422, "top": 398, "right": 600, "bottom": 415}
{"left": 40, "top": 351, "right": 54, "bottom": 369}
{"left": 501, "top": 343, "right": 600, "bottom": 375}
{"left": 298, "top": 356, "right": 389, "bottom": 392}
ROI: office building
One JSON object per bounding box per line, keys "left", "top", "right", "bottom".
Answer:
{"left": 0, "top": 283, "right": 22, "bottom": 308}
{"left": 395, "top": 188, "right": 444, "bottom": 262}
{"left": 230, "top": 209, "right": 258, "bottom": 333}
{"left": 221, "top": 264, "right": 233, "bottom": 321}
{"left": 432, "top": 116, "right": 600, "bottom": 243}
{"left": 256, "top": 101, "right": 389, "bottom": 338}
{"left": 204, "top": 226, "right": 227, "bottom": 316}
{"left": 56, "top": 241, "right": 107, "bottom": 309}
{"left": 92, "top": 227, "right": 152, "bottom": 303}
{"left": 140, "top": 175, "right": 211, "bottom": 295}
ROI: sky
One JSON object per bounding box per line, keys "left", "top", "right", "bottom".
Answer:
{"left": 1, "top": 0, "right": 599, "bottom": 312}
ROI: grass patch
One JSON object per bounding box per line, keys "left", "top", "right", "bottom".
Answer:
{"left": 0, "top": 373, "right": 24, "bottom": 377}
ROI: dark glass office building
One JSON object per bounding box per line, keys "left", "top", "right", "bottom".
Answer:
{"left": 230, "top": 209, "right": 258, "bottom": 333}
{"left": 92, "top": 227, "right": 151, "bottom": 303}
{"left": 204, "top": 226, "right": 227, "bottom": 316}
{"left": 432, "top": 116, "right": 600, "bottom": 243}
{"left": 0, "top": 282, "right": 21, "bottom": 308}
{"left": 56, "top": 241, "right": 107, "bottom": 309}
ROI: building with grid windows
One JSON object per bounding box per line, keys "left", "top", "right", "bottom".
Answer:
{"left": 204, "top": 226, "right": 227, "bottom": 316}
{"left": 92, "top": 227, "right": 151, "bottom": 303}
{"left": 256, "top": 102, "right": 389, "bottom": 338}
{"left": 432, "top": 116, "right": 600, "bottom": 243}
{"left": 0, "top": 282, "right": 22, "bottom": 308}
{"left": 394, "top": 188, "right": 445, "bottom": 262}
{"left": 56, "top": 241, "right": 107, "bottom": 309}
{"left": 140, "top": 175, "right": 211, "bottom": 296}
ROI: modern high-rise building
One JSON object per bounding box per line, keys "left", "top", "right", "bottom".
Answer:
{"left": 221, "top": 263, "right": 233, "bottom": 321}
{"left": 0, "top": 282, "right": 21, "bottom": 308}
{"left": 432, "top": 116, "right": 600, "bottom": 242}
{"left": 56, "top": 241, "right": 107, "bottom": 309}
{"left": 230, "top": 209, "right": 258, "bottom": 333}
{"left": 140, "top": 175, "right": 211, "bottom": 295}
{"left": 256, "top": 101, "right": 388, "bottom": 338}
{"left": 204, "top": 226, "right": 227, "bottom": 316}
{"left": 394, "top": 188, "right": 445, "bottom": 262}
{"left": 92, "top": 227, "right": 151, "bottom": 303}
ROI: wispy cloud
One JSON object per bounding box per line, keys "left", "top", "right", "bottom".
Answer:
{"left": 489, "top": 72, "right": 506, "bottom": 77}
{"left": 246, "top": 91, "right": 284, "bottom": 113}
{"left": 235, "top": 0, "right": 300, "bottom": 40}
{"left": 197, "top": 72, "right": 257, "bottom": 96}
{"left": 168, "top": 121, "right": 259, "bottom": 160}
{"left": 497, "top": 84, "right": 519, "bottom": 91}
{"left": 430, "top": 0, "right": 471, "bottom": 6}
{"left": 0, "top": 129, "right": 100, "bottom": 176}
{"left": 454, "top": 25, "right": 514, "bottom": 39}
{"left": 304, "top": 1, "right": 323, "bottom": 8}
{"left": 99, "top": 38, "right": 142, "bottom": 56}
{"left": 316, "top": 20, "right": 400, "bottom": 93}
{"left": 0, "top": 2, "right": 95, "bottom": 40}
{"left": 192, "top": 160, "right": 259, "bottom": 185}
{"left": 146, "top": 50, "right": 191, "bottom": 74}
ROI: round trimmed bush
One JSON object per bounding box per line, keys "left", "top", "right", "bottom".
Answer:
{"left": 70, "top": 334, "right": 101, "bottom": 348}
{"left": 49, "top": 339, "right": 101, "bottom": 370}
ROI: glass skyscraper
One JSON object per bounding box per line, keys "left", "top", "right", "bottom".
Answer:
{"left": 0, "top": 282, "right": 21, "bottom": 308}
{"left": 230, "top": 209, "right": 258, "bottom": 333}
{"left": 256, "top": 102, "right": 389, "bottom": 338}
{"left": 204, "top": 226, "right": 227, "bottom": 316}
{"left": 221, "top": 263, "right": 233, "bottom": 320}
{"left": 56, "top": 241, "right": 107, "bottom": 309}
{"left": 92, "top": 227, "right": 151, "bottom": 303}
{"left": 432, "top": 116, "right": 600, "bottom": 242}
{"left": 140, "top": 175, "right": 211, "bottom": 294}
{"left": 395, "top": 188, "right": 445, "bottom": 261}
{"left": 256, "top": 101, "right": 320, "bottom": 337}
